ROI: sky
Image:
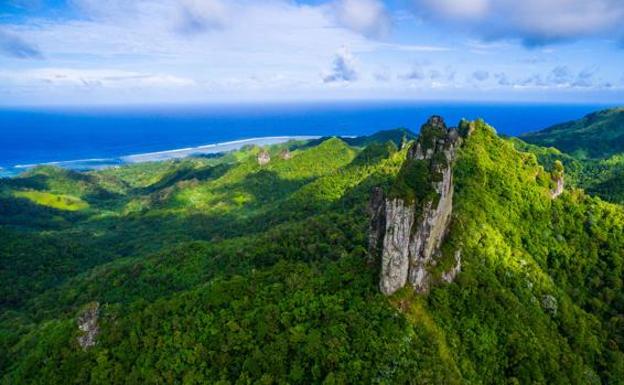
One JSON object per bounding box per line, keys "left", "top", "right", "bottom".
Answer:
{"left": 0, "top": 0, "right": 623, "bottom": 105}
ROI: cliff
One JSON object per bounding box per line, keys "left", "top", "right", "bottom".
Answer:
{"left": 370, "top": 116, "right": 463, "bottom": 295}
{"left": 550, "top": 160, "right": 565, "bottom": 199}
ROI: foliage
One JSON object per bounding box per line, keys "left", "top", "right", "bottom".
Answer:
{"left": 512, "top": 137, "right": 624, "bottom": 204}
{"left": 521, "top": 107, "right": 624, "bottom": 159}
{"left": 13, "top": 190, "right": 89, "bottom": 211}
{"left": 1, "top": 122, "right": 623, "bottom": 384}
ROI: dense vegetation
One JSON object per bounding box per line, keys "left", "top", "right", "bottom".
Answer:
{"left": 512, "top": 107, "right": 624, "bottom": 204}
{"left": 521, "top": 107, "right": 624, "bottom": 159}
{"left": 1, "top": 122, "right": 623, "bottom": 384}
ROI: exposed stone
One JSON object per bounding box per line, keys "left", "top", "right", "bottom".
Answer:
{"left": 550, "top": 174, "right": 564, "bottom": 199}
{"left": 77, "top": 302, "right": 100, "bottom": 350}
{"left": 550, "top": 160, "right": 565, "bottom": 199}
{"left": 280, "top": 149, "right": 293, "bottom": 160}
{"left": 371, "top": 116, "right": 464, "bottom": 296}
{"left": 379, "top": 198, "right": 415, "bottom": 294}
{"left": 257, "top": 150, "right": 271, "bottom": 165}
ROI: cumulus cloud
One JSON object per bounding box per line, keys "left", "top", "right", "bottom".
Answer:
{"left": 329, "top": 0, "right": 391, "bottom": 38}
{"left": 515, "top": 66, "right": 605, "bottom": 88}
{"left": 176, "top": 0, "right": 230, "bottom": 34}
{"left": 550, "top": 66, "right": 572, "bottom": 84}
{"left": 472, "top": 70, "right": 489, "bottom": 81}
{"left": 0, "top": 29, "right": 42, "bottom": 59}
{"left": 412, "top": 0, "right": 624, "bottom": 46}
{"left": 399, "top": 65, "right": 457, "bottom": 83}
{"left": 400, "top": 66, "right": 425, "bottom": 81}
{"left": 323, "top": 47, "right": 358, "bottom": 83}
{"left": 572, "top": 68, "right": 598, "bottom": 88}
{"left": 374, "top": 67, "right": 391, "bottom": 82}
{"left": 494, "top": 72, "right": 511, "bottom": 86}
{"left": 418, "top": 0, "right": 489, "bottom": 20}
{"left": 429, "top": 69, "right": 442, "bottom": 80}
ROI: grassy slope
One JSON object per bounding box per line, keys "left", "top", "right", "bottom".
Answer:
{"left": 13, "top": 190, "right": 89, "bottom": 211}
{"left": 1, "top": 126, "right": 623, "bottom": 384}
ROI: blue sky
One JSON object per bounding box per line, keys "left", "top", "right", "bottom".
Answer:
{"left": 1, "top": 0, "right": 623, "bottom": 105}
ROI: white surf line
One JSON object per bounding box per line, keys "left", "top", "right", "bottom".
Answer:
{"left": 14, "top": 158, "right": 119, "bottom": 169}
{"left": 120, "top": 136, "right": 319, "bottom": 163}
{"left": 11, "top": 136, "right": 320, "bottom": 170}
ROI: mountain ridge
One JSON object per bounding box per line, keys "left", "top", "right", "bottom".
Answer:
{"left": 1, "top": 118, "right": 623, "bottom": 384}
{"left": 521, "top": 106, "right": 624, "bottom": 159}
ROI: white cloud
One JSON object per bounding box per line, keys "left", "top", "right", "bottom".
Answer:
{"left": 400, "top": 65, "right": 425, "bottom": 81}
{"left": 323, "top": 47, "right": 358, "bottom": 83}
{"left": 472, "top": 70, "right": 489, "bottom": 81}
{"left": 494, "top": 72, "right": 511, "bottom": 86}
{"left": 176, "top": 0, "right": 230, "bottom": 33}
{"left": 329, "top": 0, "right": 391, "bottom": 38}
{"left": 1, "top": 0, "right": 621, "bottom": 104}
{"left": 68, "top": 0, "right": 139, "bottom": 20}
{"left": 413, "top": 0, "right": 624, "bottom": 45}
{"left": 0, "top": 28, "right": 42, "bottom": 59}
{"left": 1, "top": 0, "right": 395, "bottom": 102}
{"left": 1, "top": 68, "right": 196, "bottom": 88}
{"left": 504, "top": 66, "right": 610, "bottom": 89}
{"left": 418, "top": 0, "right": 489, "bottom": 20}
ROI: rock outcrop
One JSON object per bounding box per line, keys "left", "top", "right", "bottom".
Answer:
{"left": 77, "top": 302, "right": 100, "bottom": 350}
{"left": 550, "top": 160, "right": 564, "bottom": 199}
{"left": 257, "top": 150, "right": 271, "bottom": 165}
{"left": 280, "top": 149, "right": 293, "bottom": 160}
{"left": 370, "top": 116, "right": 464, "bottom": 295}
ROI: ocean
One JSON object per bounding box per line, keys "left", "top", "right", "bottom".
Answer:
{"left": 0, "top": 101, "right": 613, "bottom": 176}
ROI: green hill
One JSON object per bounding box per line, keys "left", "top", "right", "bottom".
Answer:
{"left": 303, "top": 128, "right": 416, "bottom": 149}
{"left": 1, "top": 121, "right": 623, "bottom": 384}
{"left": 521, "top": 107, "right": 624, "bottom": 159}
{"left": 512, "top": 108, "right": 624, "bottom": 205}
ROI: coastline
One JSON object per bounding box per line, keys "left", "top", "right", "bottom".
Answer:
{"left": 1, "top": 136, "right": 318, "bottom": 178}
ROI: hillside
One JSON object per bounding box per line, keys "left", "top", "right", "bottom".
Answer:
{"left": 521, "top": 107, "right": 624, "bottom": 159}
{"left": 1, "top": 123, "right": 623, "bottom": 384}
{"left": 513, "top": 128, "right": 624, "bottom": 205}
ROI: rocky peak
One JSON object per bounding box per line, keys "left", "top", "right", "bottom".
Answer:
{"left": 257, "top": 150, "right": 271, "bottom": 165}
{"left": 369, "top": 116, "right": 463, "bottom": 296}
{"left": 280, "top": 149, "right": 293, "bottom": 160}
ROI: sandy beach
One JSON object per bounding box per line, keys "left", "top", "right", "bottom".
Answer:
{"left": 120, "top": 136, "right": 317, "bottom": 163}
{"left": 2, "top": 136, "right": 318, "bottom": 178}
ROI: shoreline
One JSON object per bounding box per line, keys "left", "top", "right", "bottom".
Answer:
{"left": 1, "top": 135, "right": 319, "bottom": 178}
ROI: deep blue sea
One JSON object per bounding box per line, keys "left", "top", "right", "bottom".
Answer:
{"left": 0, "top": 101, "right": 614, "bottom": 175}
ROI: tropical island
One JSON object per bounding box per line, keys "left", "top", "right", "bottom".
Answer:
{"left": 2, "top": 108, "right": 624, "bottom": 384}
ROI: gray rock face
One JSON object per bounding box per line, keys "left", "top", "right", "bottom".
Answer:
{"left": 257, "top": 150, "right": 271, "bottom": 165}
{"left": 550, "top": 174, "right": 564, "bottom": 199}
{"left": 370, "top": 116, "right": 463, "bottom": 295}
{"left": 379, "top": 198, "right": 415, "bottom": 294}
{"left": 77, "top": 302, "right": 100, "bottom": 350}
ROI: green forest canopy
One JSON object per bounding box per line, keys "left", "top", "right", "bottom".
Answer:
{"left": 1, "top": 123, "right": 623, "bottom": 384}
